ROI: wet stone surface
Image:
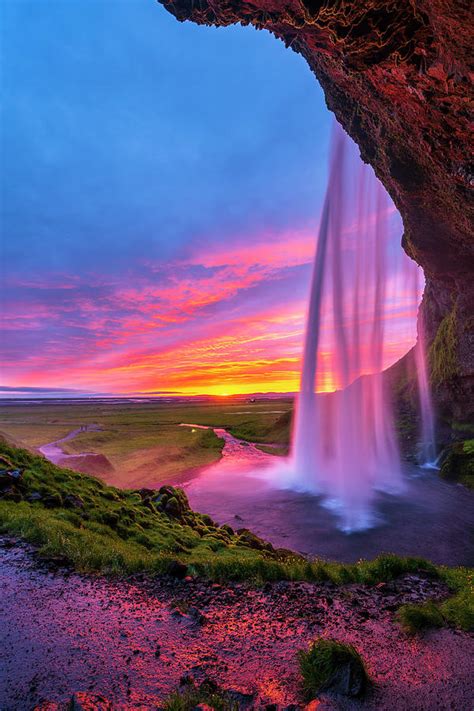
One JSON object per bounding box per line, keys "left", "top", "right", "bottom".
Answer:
{"left": 0, "top": 539, "right": 473, "bottom": 710}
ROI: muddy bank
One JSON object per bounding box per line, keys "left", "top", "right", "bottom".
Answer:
{"left": 0, "top": 540, "right": 472, "bottom": 710}
{"left": 38, "top": 425, "right": 115, "bottom": 478}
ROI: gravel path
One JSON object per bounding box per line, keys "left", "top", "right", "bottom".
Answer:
{"left": 0, "top": 540, "right": 472, "bottom": 710}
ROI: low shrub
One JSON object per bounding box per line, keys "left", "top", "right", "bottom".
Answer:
{"left": 397, "top": 601, "right": 444, "bottom": 633}
{"left": 298, "top": 638, "right": 370, "bottom": 699}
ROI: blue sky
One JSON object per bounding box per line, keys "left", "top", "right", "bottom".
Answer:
{"left": 2, "top": 0, "right": 330, "bottom": 273}
{"left": 1, "top": 0, "right": 336, "bottom": 394}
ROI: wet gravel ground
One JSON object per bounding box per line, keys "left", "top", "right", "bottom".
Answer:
{"left": 0, "top": 539, "right": 473, "bottom": 710}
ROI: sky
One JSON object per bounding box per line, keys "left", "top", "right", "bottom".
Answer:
{"left": 0, "top": 0, "right": 419, "bottom": 398}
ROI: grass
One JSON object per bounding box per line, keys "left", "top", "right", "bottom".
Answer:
{"left": 398, "top": 566, "right": 473, "bottom": 633}
{"left": 0, "top": 400, "right": 293, "bottom": 486}
{"left": 0, "top": 439, "right": 472, "bottom": 632}
{"left": 397, "top": 601, "right": 445, "bottom": 633}
{"left": 227, "top": 409, "right": 292, "bottom": 446}
{"left": 162, "top": 680, "right": 238, "bottom": 711}
{"left": 256, "top": 444, "right": 289, "bottom": 456}
{"left": 298, "top": 638, "right": 370, "bottom": 699}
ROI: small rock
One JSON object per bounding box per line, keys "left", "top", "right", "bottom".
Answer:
{"left": 70, "top": 692, "right": 113, "bottom": 710}
{"left": 188, "top": 606, "right": 207, "bottom": 625}
{"left": 136, "top": 488, "right": 156, "bottom": 500}
{"left": 63, "top": 494, "right": 85, "bottom": 509}
{"left": 168, "top": 560, "right": 188, "bottom": 579}
{"left": 223, "top": 689, "right": 256, "bottom": 708}
{"left": 27, "top": 492, "right": 43, "bottom": 502}
{"left": 321, "top": 658, "right": 368, "bottom": 697}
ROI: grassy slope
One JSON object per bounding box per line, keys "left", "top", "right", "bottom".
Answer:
{"left": 0, "top": 440, "right": 472, "bottom": 631}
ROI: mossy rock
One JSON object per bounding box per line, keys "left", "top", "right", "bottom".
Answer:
{"left": 200, "top": 513, "right": 216, "bottom": 527}
{"left": 298, "top": 638, "right": 370, "bottom": 699}
{"left": 164, "top": 496, "right": 181, "bottom": 517}
{"left": 220, "top": 523, "right": 234, "bottom": 536}
{"left": 99, "top": 511, "right": 120, "bottom": 529}
{"left": 440, "top": 440, "right": 474, "bottom": 489}
{"left": 42, "top": 492, "right": 63, "bottom": 508}
{"left": 237, "top": 528, "right": 274, "bottom": 552}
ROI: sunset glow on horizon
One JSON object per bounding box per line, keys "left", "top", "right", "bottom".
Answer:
{"left": 1, "top": 216, "right": 421, "bottom": 397}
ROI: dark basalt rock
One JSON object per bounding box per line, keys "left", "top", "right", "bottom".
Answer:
{"left": 0, "top": 466, "right": 24, "bottom": 501}
{"left": 168, "top": 559, "right": 189, "bottom": 578}
{"left": 63, "top": 493, "right": 85, "bottom": 509}
{"left": 157, "top": 0, "right": 474, "bottom": 422}
{"left": 0, "top": 468, "right": 23, "bottom": 489}
{"left": 319, "top": 658, "right": 367, "bottom": 697}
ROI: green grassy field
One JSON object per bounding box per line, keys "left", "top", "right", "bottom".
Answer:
{"left": 0, "top": 399, "right": 293, "bottom": 487}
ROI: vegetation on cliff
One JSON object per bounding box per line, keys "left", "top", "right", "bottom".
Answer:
{"left": 440, "top": 439, "right": 474, "bottom": 490}
{"left": 429, "top": 299, "right": 459, "bottom": 385}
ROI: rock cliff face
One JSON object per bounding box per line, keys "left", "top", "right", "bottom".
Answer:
{"left": 157, "top": 0, "right": 473, "bottom": 421}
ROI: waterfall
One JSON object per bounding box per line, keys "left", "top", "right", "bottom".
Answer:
{"left": 412, "top": 278, "right": 438, "bottom": 468}
{"left": 287, "top": 123, "right": 427, "bottom": 531}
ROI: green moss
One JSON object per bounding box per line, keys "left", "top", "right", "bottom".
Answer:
{"left": 452, "top": 422, "right": 474, "bottom": 435}
{"left": 439, "top": 440, "right": 474, "bottom": 489}
{"left": 298, "top": 638, "right": 370, "bottom": 699}
{"left": 397, "top": 601, "right": 444, "bottom": 633}
{"left": 398, "top": 566, "right": 473, "bottom": 633}
{"left": 162, "top": 683, "right": 237, "bottom": 711}
{"left": 429, "top": 300, "right": 459, "bottom": 385}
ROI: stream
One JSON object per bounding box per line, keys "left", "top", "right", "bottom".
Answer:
{"left": 38, "top": 424, "right": 102, "bottom": 465}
